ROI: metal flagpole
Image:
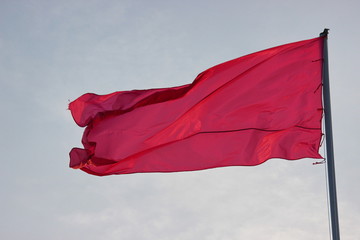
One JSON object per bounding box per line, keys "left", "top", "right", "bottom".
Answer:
{"left": 320, "top": 29, "right": 340, "bottom": 240}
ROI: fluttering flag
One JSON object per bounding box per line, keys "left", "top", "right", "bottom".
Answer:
{"left": 69, "top": 36, "right": 324, "bottom": 176}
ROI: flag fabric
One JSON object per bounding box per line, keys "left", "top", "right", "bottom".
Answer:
{"left": 69, "top": 36, "right": 324, "bottom": 176}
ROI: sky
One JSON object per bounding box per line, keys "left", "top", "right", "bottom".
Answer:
{"left": 1, "top": 0, "right": 359, "bottom": 239}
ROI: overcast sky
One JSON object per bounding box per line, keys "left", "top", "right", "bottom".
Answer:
{"left": 1, "top": 0, "right": 359, "bottom": 239}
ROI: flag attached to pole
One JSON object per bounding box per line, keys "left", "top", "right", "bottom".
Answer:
{"left": 69, "top": 36, "right": 324, "bottom": 176}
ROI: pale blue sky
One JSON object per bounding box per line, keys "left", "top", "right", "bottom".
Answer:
{"left": 1, "top": 0, "right": 359, "bottom": 239}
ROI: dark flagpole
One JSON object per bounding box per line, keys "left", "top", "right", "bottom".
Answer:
{"left": 320, "top": 29, "right": 340, "bottom": 240}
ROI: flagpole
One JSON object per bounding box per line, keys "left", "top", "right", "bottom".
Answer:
{"left": 320, "top": 29, "right": 340, "bottom": 240}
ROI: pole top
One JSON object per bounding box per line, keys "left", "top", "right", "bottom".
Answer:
{"left": 320, "top": 28, "right": 330, "bottom": 37}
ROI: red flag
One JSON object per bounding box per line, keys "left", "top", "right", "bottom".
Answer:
{"left": 69, "top": 36, "right": 324, "bottom": 176}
